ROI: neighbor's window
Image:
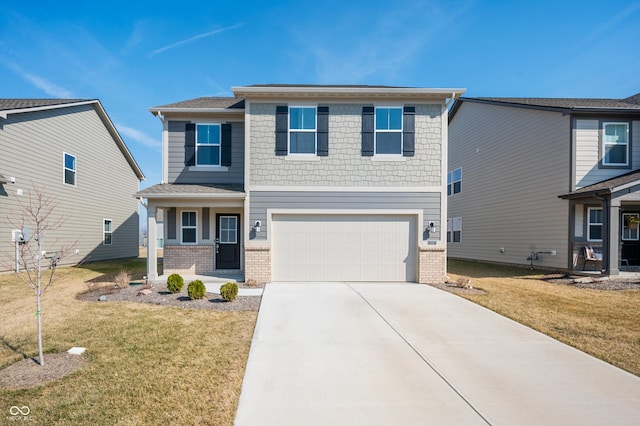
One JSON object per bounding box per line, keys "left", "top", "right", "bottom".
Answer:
{"left": 587, "top": 207, "right": 603, "bottom": 241}
{"left": 103, "top": 219, "right": 112, "bottom": 245}
{"left": 603, "top": 122, "right": 629, "bottom": 166}
{"left": 447, "top": 217, "right": 462, "bottom": 243}
{"left": 375, "top": 107, "right": 402, "bottom": 154}
{"left": 196, "top": 124, "right": 221, "bottom": 166}
{"left": 289, "top": 107, "right": 316, "bottom": 154}
{"left": 64, "top": 153, "right": 76, "bottom": 186}
{"left": 181, "top": 211, "right": 197, "bottom": 244}
{"left": 448, "top": 168, "right": 462, "bottom": 195}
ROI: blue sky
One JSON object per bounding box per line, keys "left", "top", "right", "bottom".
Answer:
{"left": 1, "top": 0, "right": 640, "bottom": 189}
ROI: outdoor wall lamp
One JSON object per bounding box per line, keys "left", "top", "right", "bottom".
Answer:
{"left": 254, "top": 221, "right": 261, "bottom": 233}
{"left": 428, "top": 221, "right": 436, "bottom": 233}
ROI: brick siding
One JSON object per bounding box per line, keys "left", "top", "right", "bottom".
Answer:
{"left": 418, "top": 246, "right": 446, "bottom": 283}
{"left": 245, "top": 246, "right": 271, "bottom": 284}
{"left": 164, "top": 245, "right": 214, "bottom": 275}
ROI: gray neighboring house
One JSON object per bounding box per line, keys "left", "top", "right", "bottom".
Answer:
{"left": 137, "top": 84, "right": 464, "bottom": 283}
{"left": 447, "top": 94, "right": 640, "bottom": 274}
{"left": 0, "top": 99, "right": 145, "bottom": 270}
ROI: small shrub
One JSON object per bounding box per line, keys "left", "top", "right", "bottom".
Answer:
{"left": 188, "top": 280, "right": 206, "bottom": 300}
{"left": 220, "top": 282, "right": 238, "bottom": 302}
{"left": 167, "top": 273, "right": 184, "bottom": 293}
{"left": 245, "top": 279, "right": 257, "bottom": 288}
{"left": 114, "top": 269, "right": 131, "bottom": 290}
{"left": 455, "top": 276, "right": 473, "bottom": 289}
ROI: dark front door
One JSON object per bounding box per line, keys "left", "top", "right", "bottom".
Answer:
{"left": 216, "top": 214, "right": 240, "bottom": 269}
{"left": 621, "top": 213, "right": 640, "bottom": 266}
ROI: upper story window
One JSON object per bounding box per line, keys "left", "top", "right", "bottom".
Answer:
{"left": 196, "top": 124, "right": 221, "bottom": 166}
{"left": 375, "top": 107, "right": 403, "bottom": 154}
{"left": 448, "top": 168, "right": 462, "bottom": 195}
{"left": 64, "top": 153, "right": 76, "bottom": 186}
{"left": 602, "top": 122, "right": 629, "bottom": 166}
{"left": 587, "top": 207, "right": 603, "bottom": 241}
{"left": 289, "top": 107, "right": 317, "bottom": 154}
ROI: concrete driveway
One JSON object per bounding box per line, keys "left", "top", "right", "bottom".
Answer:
{"left": 235, "top": 283, "right": 640, "bottom": 425}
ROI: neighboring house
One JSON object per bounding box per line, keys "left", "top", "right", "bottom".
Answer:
{"left": 0, "top": 99, "right": 145, "bottom": 270}
{"left": 447, "top": 94, "right": 640, "bottom": 274}
{"left": 137, "top": 84, "right": 464, "bottom": 283}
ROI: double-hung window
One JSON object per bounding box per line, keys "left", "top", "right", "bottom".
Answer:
{"left": 64, "top": 153, "right": 76, "bottom": 186}
{"left": 447, "top": 218, "right": 462, "bottom": 243}
{"left": 375, "top": 107, "right": 403, "bottom": 154}
{"left": 448, "top": 168, "right": 462, "bottom": 195}
{"left": 603, "top": 122, "right": 629, "bottom": 166}
{"left": 289, "top": 107, "right": 317, "bottom": 154}
{"left": 103, "top": 219, "right": 112, "bottom": 245}
{"left": 587, "top": 207, "right": 603, "bottom": 241}
{"left": 196, "top": 124, "right": 221, "bottom": 166}
{"left": 181, "top": 211, "right": 197, "bottom": 244}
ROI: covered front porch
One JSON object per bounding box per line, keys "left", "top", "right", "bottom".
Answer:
{"left": 136, "top": 183, "right": 246, "bottom": 280}
{"left": 561, "top": 170, "right": 640, "bottom": 275}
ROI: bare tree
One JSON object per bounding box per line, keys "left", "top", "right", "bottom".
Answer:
{"left": 6, "top": 185, "right": 75, "bottom": 366}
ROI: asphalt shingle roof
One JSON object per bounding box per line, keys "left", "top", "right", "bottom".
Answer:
{"left": 559, "top": 169, "right": 640, "bottom": 198}
{"left": 0, "top": 99, "right": 88, "bottom": 111}
{"left": 152, "top": 97, "right": 244, "bottom": 109}
{"left": 136, "top": 183, "right": 245, "bottom": 197}
{"left": 473, "top": 96, "right": 640, "bottom": 110}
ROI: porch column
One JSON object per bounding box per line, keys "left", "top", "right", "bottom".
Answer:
{"left": 147, "top": 204, "right": 158, "bottom": 280}
{"left": 609, "top": 202, "right": 620, "bottom": 275}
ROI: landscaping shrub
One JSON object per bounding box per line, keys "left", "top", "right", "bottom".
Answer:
{"left": 113, "top": 269, "right": 131, "bottom": 289}
{"left": 188, "top": 280, "right": 206, "bottom": 300}
{"left": 167, "top": 273, "right": 184, "bottom": 293}
{"left": 220, "top": 282, "right": 238, "bottom": 302}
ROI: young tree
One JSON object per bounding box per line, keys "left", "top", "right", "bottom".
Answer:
{"left": 7, "top": 185, "right": 75, "bottom": 366}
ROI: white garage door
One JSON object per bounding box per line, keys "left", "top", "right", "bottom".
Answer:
{"left": 271, "top": 214, "right": 416, "bottom": 282}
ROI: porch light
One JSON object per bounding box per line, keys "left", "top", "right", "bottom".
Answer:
{"left": 428, "top": 221, "right": 436, "bottom": 233}
{"left": 254, "top": 221, "right": 261, "bottom": 233}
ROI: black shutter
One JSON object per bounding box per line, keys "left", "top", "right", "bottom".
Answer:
{"left": 317, "top": 106, "right": 329, "bottom": 156}
{"left": 221, "top": 123, "right": 232, "bottom": 166}
{"left": 403, "top": 106, "right": 415, "bottom": 157}
{"left": 167, "top": 207, "right": 177, "bottom": 240}
{"left": 185, "top": 123, "right": 196, "bottom": 166}
{"left": 275, "top": 105, "right": 288, "bottom": 156}
{"left": 202, "top": 208, "right": 210, "bottom": 240}
{"left": 361, "top": 106, "right": 374, "bottom": 156}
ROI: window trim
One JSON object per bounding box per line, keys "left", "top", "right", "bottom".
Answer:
{"left": 181, "top": 210, "right": 198, "bottom": 245}
{"left": 447, "top": 217, "right": 462, "bottom": 243}
{"left": 622, "top": 213, "right": 639, "bottom": 241}
{"left": 103, "top": 218, "right": 113, "bottom": 246}
{"left": 63, "top": 152, "right": 76, "bottom": 186}
{"left": 374, "top": 106, "right": 403, "bottom": 156}
{"left": 288, "top": 106, "right": 317, "bottom": 155}
{"left": 195, "top": 123, "right": 222, "bottom": 167}
{"left": 601, "top": 121, "right": 630, "bottom": 168}
{"left": 587, "top": 207, "right": 603, "bottom": 242}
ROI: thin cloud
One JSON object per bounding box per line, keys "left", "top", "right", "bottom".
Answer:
{"left": 150, "top": 23, "right": 243, "bottom": 56}
{"left": 3, "top": 61, "right": 74, "bottom": 98}
{"left": 116, "top": 124, "right": 161, "bottom": 149}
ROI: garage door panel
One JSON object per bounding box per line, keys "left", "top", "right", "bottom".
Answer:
{"left": 272, "top": 214, "right": 416, "bottom": 282}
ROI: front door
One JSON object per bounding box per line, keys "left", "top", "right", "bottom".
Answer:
{"left": 621, "top": 213, "right": 640, "bottom": 266}
{"left": 215, "top": 214, "right": 240, "bottom": 269}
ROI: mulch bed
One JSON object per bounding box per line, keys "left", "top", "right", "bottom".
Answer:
{"left": 0, "top": 352, "right": 87, "bottom": 390}
{"left": 542, "top": 274, "right": 640, "bottom": 290}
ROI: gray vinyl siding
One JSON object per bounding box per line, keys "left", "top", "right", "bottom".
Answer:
{"left": 167, "top": 120, "right": 244, "bottom": 184}
{"left": 447, "top": 102, "right": 570, "bottom": 269}
{"left": 249, "top": 191, "right": 440, "bottom": 241}
{"left": 247, "top": 103, "right": 443, "bottom": 187}
{"left": 575, "top": 119, "right": 640, "bottom": 188}
{"left": 0, "top": 104, "right": 140, "bottom": 270}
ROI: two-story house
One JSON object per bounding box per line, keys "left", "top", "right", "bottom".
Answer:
{"left": 0, "top": 99, "right": 145, "bottom": 271}
{"left": 447, "top": 94, "right": 640, "bottom": 275}
{"left": 137, "top": 85, "right": 464, "bottom": 283}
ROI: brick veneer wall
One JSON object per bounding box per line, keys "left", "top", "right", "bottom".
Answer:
{"left": 418, "top": 246, "right": 446, "bottom": 283}
{"left": 245, "top": 246, "right": 271, "bottom": 284}
{"left": 164, "top": 245, "right": 214, "bottom": 275}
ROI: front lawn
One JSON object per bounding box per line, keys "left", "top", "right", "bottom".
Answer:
{"left": 447, "top": 259, "right": 640, "bottom": 376}
{"left": 0, "top": 258, "right": 257, "bottom": 425}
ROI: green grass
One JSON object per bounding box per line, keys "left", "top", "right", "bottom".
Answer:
{"left": 448, "top": 259, "right": 640, "bottom": 376}
{"left": 0, "top": 258, "right": 257, "bottom": 425}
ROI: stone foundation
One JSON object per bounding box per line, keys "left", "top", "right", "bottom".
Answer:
{"left": 245, "top": 246, "right": 271, "bottom": 284}
{"left": 164, "top": 245, "right": 214, "bottom": 275}
{"left": 418, "top": 246, "right": 446, "bottom": 283}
